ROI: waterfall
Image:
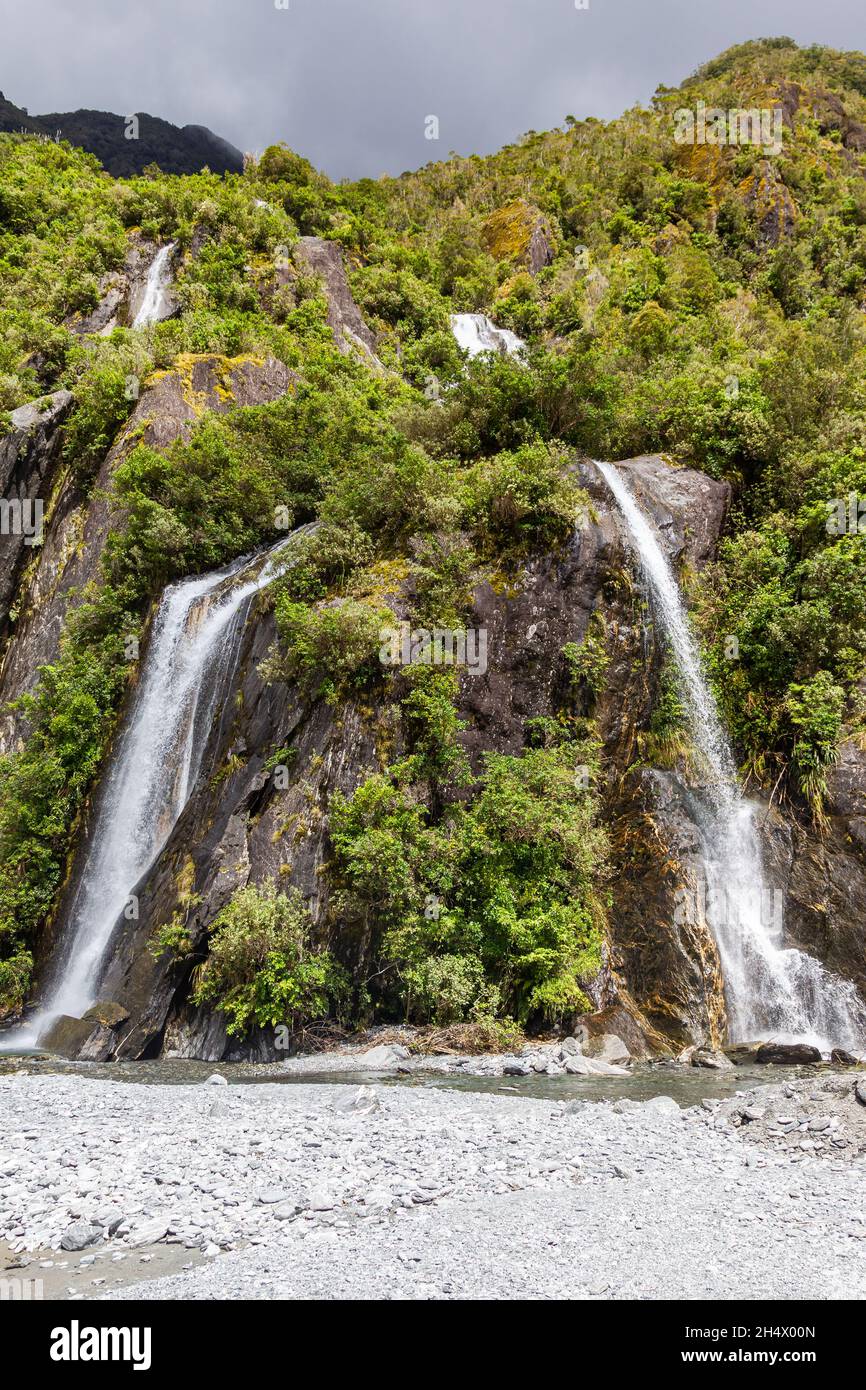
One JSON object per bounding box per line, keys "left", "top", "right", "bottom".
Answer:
{"left": 450, "top": 312, "right": 526, "bottom": 360}
{"left": 9, "top": 534, "right": 305, "bottom": 1049}
{"left": 132, "top": 243, "right": 176, "bottom": 328}
{"left": 598, "top": 461, "right": 866, "bottom": 1053}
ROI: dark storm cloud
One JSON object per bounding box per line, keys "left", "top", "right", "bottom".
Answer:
{"left": 1, "top": 0, "right": 863, "bottom": 178}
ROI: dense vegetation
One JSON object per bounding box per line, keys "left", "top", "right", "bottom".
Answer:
{"left": 2, "top": 36, "right": 866, "bottom": 1031}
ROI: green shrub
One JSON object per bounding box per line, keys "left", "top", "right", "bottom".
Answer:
{"left": 193, "top": 883, "right": 349, "bottom": 1037}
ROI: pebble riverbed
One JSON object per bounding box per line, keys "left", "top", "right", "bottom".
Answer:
{"left": 2, "top": 1066, "right": 866, "bottom": 1299}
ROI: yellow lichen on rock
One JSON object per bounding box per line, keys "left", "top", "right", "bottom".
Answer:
{"left": 480, "top": 200, "right": 555, "bottom": 274}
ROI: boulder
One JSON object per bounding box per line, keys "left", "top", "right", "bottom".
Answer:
{"left": 60, "top": 1221, "right": 103, "bottom": 1252}
{"left": 332, "top": 1084, "right": 380, "bottom": 1114}
{"left": 831, "top": 1048, "right": 863, "bottom": 1066}
{"left": 723, "top": 1043, "right": 762, "bottom": 1065}
{"left": 82, "top": 1000, "right": 129, "bottom": 1030}
{"left": 755, "top": 1042, "right": 822, "bottom": 1066}
{"left": 641, "top": 1095, "right": 680, "bottom": 1118}
{"left": 356, "top": 1043, "right": 406, "bottom": 1069}
{"left": 691, "top": 1048, "right": 733, "bottom": 1070}
{"left": 563, "top": 1055, "right": 593, "bottom": 1075}
{"left": 583, "top": 1033, "right": 631, "bottom": 1065}
{"left": 586, "top": 1059, "right": 630, "bottom": 1076}
{"left": 40, "top": 1014, "right": 115, "bottom": 1061}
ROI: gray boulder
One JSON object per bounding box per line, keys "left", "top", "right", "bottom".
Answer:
{"left": 60, "top": 1221, "right": 103, "bottom": 1252}
{"left": 584, "top": 1033, "right": 631, "bottom": 1065}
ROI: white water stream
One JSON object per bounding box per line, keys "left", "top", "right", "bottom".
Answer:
{"left": 598, "top": 462, "right": 866, "bottom": 1052}
{"left": 8, "top": 536, "right": 304, "bottom": 1049}
{"left": 450, "top": 312, "right": 525, "bottom": 359}
{"left": 132, "top": 242, "right": 176, "bottom": 328}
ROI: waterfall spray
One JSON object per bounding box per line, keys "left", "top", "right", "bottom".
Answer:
{"left": 598, "top": 461, "right": 866, "bottom": 1052}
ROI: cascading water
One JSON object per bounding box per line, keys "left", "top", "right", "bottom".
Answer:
{"left": 132, "top": 242, "right": 176, "bottom": 328}
{"left": 450, "top": 312, "right": 526, "bottom": 360}
{"left": 9, "top": 534, "right": 306, "bottom": 1050}
{"left": 598, "top": 461, "right": 866, "bottom": 1052}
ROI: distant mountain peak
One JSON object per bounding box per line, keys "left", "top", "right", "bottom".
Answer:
{"left": 0, "top": 92, "right": 243, "bottom": 176}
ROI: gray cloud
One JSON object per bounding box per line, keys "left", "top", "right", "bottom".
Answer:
{"left": 1, "top": 0, "right": 862, "bottom": 178}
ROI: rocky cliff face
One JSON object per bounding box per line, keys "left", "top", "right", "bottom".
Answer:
{"left": 7, "top": 382, "right": 865, "bottom": 1061}
{"left": 0, "top": 390, "right": 72, "bottom": 647}
{"left": 27, "top": 439, "right": 741, "bottom": 1060}
{"left": 0, "top": 354, "right": 295, "bottom": 758}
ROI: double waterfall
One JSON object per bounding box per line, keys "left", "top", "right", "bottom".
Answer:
{"left": 13, "top": 537, "right": 302, "bottom": 1049}
{"left": 598, "top": 462, "right": 866, "bottom": 1052}
{"left": 5, "top": 446, "right": 865, "bottom": 1054}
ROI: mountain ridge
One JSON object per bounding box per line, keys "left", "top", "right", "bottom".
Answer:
{"left": 0, "top": 90, "right": 244, "bottom": 176}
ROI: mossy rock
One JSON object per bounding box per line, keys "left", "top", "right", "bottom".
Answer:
{"left": 480, "top": 200, "right": 556, "bottom": 274}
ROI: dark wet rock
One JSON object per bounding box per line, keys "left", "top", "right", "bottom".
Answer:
{"left": 82, "top": 1001, "right": 129, "bottom": 1030}
{"left": 855, "top": 1078, "right": 866, "bottom": 1106}
{"left": 135, "top": 452, "right": 730, "bottom": 1059}
{"left": 724, "top": 1043, "right": 762, "bottom": 1065}
{"left": 0, "top": 389, "right": 73, "bottom": 645}
{"left": 40, "top": 1014, "right": 115, "bottom": 1061}
{"left": 293, "top": 237, "right": 381, "bottom": 366}
{"left": 755, "top": 1042, "right": 822, "bottom": 1065}
{"left": 831, "top": 1048, "right": 862, "bottom": 1066}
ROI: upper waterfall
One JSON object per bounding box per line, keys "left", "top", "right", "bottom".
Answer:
{"left": 10, "top": 534, "right": 305, "bottom": 1050}
{"left": 132, "top": 242, "right": 177, "bottom": 328}
{"left": 450, "top": 312, "right": 526, "bottom": 360}
{"left": 598, "top": 461, "right": 866, "bottom": 1053}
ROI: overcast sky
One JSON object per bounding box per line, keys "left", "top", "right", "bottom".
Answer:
{"left": 1, "top": 0, "right": 863, "bottom": 179}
